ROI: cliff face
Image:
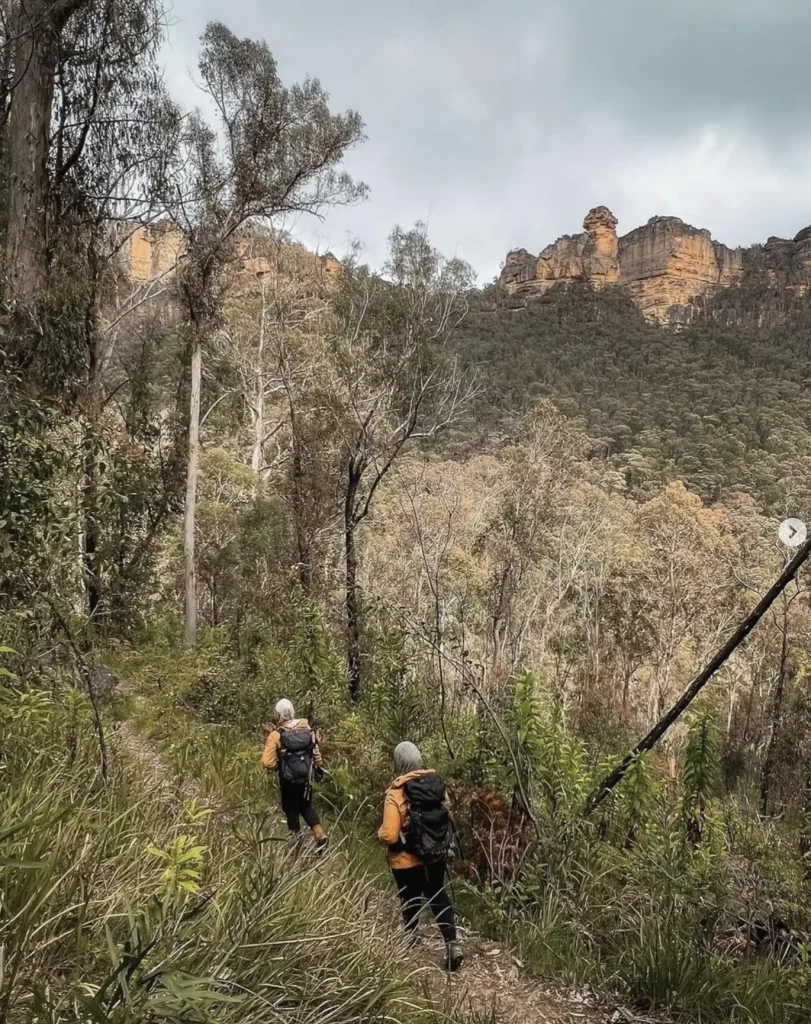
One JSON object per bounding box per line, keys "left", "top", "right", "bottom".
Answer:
{"left": 499, "top": 209, "right": 811, "bottom": 325}
{"left": 501, "top": 207, "right": 619, "bottom": 297}
{"left": 120, "top": 223, "right": 343, "bottom": 289}
{"left": 618, "top": 217, "right": 743, "bottom": 322}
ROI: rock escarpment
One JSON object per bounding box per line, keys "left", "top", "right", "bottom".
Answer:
{"left": 120, "top": 223, "right": 343, "bottom": 288}
{"left": 501, "top": 207, "right": 619, "bottom": 297}
{"left": 618, "top": 217, "right": 743, "bottom": 322}
{"left": 500, "top": 208, "right": 811, "bottom": 325}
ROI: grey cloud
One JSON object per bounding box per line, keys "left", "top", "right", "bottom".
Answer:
{"left": 559, "top": 0, "right": 811, "bottom": 138}
{"left": 163, "top": 0, "right": 811, "bottom": 281}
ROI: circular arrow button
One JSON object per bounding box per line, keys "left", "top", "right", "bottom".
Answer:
{"left": 779, "top": 518, "right": 808, "bottom": 548}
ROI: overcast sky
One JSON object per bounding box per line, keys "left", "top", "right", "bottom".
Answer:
{"left": 162, "top": 0, "right": 811, "bottom": 283}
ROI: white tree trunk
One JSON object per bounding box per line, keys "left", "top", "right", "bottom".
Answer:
{"left": 184, "top": 337, "right": 203, "bottom": 647}
{"left": 251, "top": 382, "right": 264, "bottom": 474}
{"left": 251, "top": 280, "right": 267, "bottom": 475}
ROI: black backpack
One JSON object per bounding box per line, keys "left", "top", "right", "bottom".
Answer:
{"left": 402, "top": 774, "right": 452, "bottom": 864}
{"left": 278, "top": 727, "right": 315, "bottom": 785}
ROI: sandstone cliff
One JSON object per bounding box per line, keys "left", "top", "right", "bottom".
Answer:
{"left": 501, "top": 207, "right": 619, "bottom": 297}
{"left": 500, "top": 209, "right": 811, "bottom": 325}
{"left": 120, "top": 222, "right": 343, "bottom": 289}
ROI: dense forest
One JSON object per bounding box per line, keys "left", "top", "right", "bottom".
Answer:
{"left": 2, "top": 4, "right": 811, "bottom": 1024}
{"left": 454, "top": 283, "right": 811, "bottom": 512}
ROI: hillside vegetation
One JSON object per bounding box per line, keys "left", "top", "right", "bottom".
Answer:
{"left": 2, "top": 6, "right": 811, "bottom": 1024}
{"left": 454, "top": 283, "right": 811, "bottom": 511}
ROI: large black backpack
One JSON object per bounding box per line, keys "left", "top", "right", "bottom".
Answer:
{"left": 278, "top": 727, "right": 314, "bottom": 786}
{"left": 403, "top": 774, "right": 452, "bottom": 864}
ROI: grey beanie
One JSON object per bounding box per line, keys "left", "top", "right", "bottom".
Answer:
{"left": 394, "top": 741, "right": 423, "bottom": 776}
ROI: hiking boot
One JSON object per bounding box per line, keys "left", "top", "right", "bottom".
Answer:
{"left": 446, "top": 941, "right": 463, "bottom": 972}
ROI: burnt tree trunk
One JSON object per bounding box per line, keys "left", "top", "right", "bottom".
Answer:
{"left": 586, "top": 536, "right": 811, "bottom": 816}
{"left": 760, "top": 598, "right": 791, "bottom": 817}
{"left": 344, "top": 461, "right": 362, "bottom": 703}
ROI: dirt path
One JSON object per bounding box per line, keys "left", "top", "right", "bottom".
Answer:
{"left": 417, "top": 930, "right": 609, "bottom": 1023}
{"left": 113, "top": 695, "right": 644, "bottom": 1024}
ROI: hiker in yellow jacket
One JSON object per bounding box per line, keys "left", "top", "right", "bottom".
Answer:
{"left": 378, "top": 741, "right": 463, "bottom": 971}
{"left": 262, "top": 699, "right": 328, "bottom": 850}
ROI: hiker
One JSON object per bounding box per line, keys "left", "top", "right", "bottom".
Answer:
{"left": 262, "top": 699, "right": 328, "bottom": 850}
{"left": 378, "top": 741, "right": 463, "bottom": 971}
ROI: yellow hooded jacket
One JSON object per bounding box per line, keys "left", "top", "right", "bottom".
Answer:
{"left": 377, "top": 769, "right": 450, "bottom": 870}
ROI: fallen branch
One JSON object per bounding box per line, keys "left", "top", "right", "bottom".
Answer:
{"left": 585, "top": 535, "right": 811, "bottom": 817}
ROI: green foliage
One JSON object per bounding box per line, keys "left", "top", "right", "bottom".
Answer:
{"left": 148, "top": 834, "right": 208, "bottom": 899}
{"left": 683, "top": 709, "right": 722, "bottom": 814}
{"left": 364, "top": 611, "right": 431, "bottom": 751}
{"left": 682, "top": 709, "right": 722, "bottom": 847}
{"left": 510, "top": 671, "right": 588, "bottom": 820}
{"left": 454, "top": 284, "right": 811, "bottom": 510}
{"left": 0, "top": 398, "right": 72, "bottom": 614}
{"left": 614, "top": 752, "right": 660, "bottom": 848}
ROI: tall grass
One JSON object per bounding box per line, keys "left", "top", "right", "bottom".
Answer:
{"left": 0, "top": 682, "right": 464, "bottom": 1024}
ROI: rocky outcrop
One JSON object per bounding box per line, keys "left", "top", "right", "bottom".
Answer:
{"left": 125, "top": 223, "right": 184, "bottom": 280}
{"left": 499, "top": 208, "right": 811, "bottom": 325}
{"left": 618, "top": 217, "right": 744, "bottom": 323}
{"left": 502, "top": 207, "right": 619, "bottom": 299}
{"left": 120, "top": 223, "right": 344, "bottom": 289}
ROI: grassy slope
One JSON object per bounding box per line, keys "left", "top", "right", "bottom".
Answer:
{"left": 116, "top": 647, "right": 811, "bottom": 1024}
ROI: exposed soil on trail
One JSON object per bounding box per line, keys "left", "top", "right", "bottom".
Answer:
{"left": 417, "top": 930, "right": 606, "bottom": 1023}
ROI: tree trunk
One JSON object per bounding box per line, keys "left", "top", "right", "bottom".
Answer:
{"left": 586, "top": 535, "right": 811, "bottom": 816}
{"left": 184, "top": 336, "right": 202, "bottom": 647}
{"left": 82, "top": 436, "right": 101, "bottom": 625}
{"left": 5, "top": 10, "right": 57, "bottom": 311}
{"left": 251, "top": 287, "right": 266, "bottom": 473}
{"left": 288, "top": 393, "right": 312, "bottom": 593}
{"left": 760, "top": 600, "right": 790, "bottom": 817}
{"left": 251, "top": 380, "right": 264, "bottom": 474}
{"left": 345, "top": 470, "right": 361, "bottom": 702}
{"left": 81, "top": 246, "right": 102, "bottom": 626}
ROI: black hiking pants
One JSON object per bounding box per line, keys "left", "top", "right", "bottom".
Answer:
{"left": 391, "top": 862, "right": 457, "bottom": 944}
{"left": 279, "top": 781, "right": 321, "bottom": 833}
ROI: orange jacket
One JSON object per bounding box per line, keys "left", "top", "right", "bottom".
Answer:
{"left": 261, "top": 719, "right": 324, "bottom": 772}
{"left": 378, "top": 769, "right": 450, "bottom": 870}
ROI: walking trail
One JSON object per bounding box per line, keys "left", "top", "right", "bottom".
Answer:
{"left": 114, "top": 689, "right": 655, "bottom": 1024}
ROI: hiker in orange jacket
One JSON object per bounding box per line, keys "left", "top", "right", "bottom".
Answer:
{"left": 378, "top": 741, "right": 463, "bottom": 971}
{"left": 262, "top": 699, "right": 328, "bottom": 850}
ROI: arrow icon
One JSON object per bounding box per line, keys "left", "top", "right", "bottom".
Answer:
{"left": 779, "top": 518, "right": 807, "bottom": 549}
